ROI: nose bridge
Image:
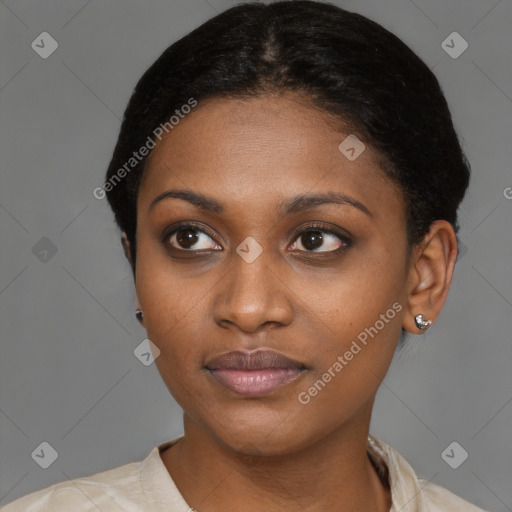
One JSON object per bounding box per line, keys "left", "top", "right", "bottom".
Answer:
{"left": 213, "top": 240, "right": 292, "bottom": 332}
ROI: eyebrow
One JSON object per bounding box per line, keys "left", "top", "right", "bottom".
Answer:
{"left": 149, "top": 189, "right": 372, "bottom": 218}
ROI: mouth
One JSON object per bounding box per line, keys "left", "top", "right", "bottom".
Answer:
{"left": 205, "top": 349, "right": 308, "bottom": 397}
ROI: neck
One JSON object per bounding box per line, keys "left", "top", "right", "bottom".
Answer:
{"left": 161, "top": 403, "right": 391, "bottom": 512}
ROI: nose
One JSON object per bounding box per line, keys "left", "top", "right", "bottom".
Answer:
{"left": 212, "top": 246, "right": 293, "bottom": 333}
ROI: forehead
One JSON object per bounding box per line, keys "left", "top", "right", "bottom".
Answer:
{"left": 139, "top": 93, "right": 402, "bottom": 218}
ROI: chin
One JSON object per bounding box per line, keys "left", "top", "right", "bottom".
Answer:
{"left": 203, "top": 408, "right": 316, "bottom": 456}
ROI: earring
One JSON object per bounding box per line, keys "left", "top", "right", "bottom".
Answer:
{"left": 414, "top": 314, "right": 432, "bottom": 331}
{"left": 135, "top": 309, "right": 144, "bottom": 324}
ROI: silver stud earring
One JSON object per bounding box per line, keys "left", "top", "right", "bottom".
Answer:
{"left": 135, "top": 309, "right": 144, "bottom": 324}
{"left": 414, "top": 314, "right": 432, "bottom": 331}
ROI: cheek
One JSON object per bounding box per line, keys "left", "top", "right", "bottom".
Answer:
{"left": 134, "top": 237, "right": 204, "bottom": 354}
{"left": 296, "top": 245, "right": 404, "bottom": 339}
{"left": 293, "top": 250, "right": 405, "bottom": 396}
{"left": 294, "top": 294, "right": 403, "bottom": 433}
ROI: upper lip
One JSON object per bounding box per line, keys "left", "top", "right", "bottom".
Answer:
{"left": 205, "top": 349, "right": 306, "bottom": 370}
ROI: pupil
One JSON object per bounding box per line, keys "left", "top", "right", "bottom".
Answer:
{"left": 302, "top": 230, "right": 323, "bottom": 250}
{"left": 177, "top": 228, "right": 199, "bottom": 248}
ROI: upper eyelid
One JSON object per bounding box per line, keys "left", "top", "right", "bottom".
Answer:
{"left": 292, "top": 222, "right": 351, "bottom": 239}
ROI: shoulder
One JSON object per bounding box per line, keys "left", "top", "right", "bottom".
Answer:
{"left": 367, "top": 435, "right": 488, "bottom": 512}
{"left": 420, "top": 479, "right": 488, "bottom": 512}
{"left": 1, "top": 458, "right": 144, "bottom": 512}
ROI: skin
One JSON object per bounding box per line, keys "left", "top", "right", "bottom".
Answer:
{"left": 122, "top": 91, "right": 458, "bottom": 512}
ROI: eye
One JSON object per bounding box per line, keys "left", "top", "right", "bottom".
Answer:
{"left": 164, "top": 223, "right": 222, "bottom": 252}
{"left": 162, "top": 222, "right": 351, "bottom": 256}
{"left": 289, "top": 223, "right": 351, "bottom": 253}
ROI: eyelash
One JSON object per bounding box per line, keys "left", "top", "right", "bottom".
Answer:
{"left": 161, "top": 221, "right": 352, "bottom": 257}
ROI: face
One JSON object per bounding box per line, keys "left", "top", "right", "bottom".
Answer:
{"left": 134, "top": 92, "right": 411, "bottom": 455}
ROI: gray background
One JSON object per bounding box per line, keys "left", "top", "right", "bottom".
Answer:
{"left": 1, "top": 0, "right": 511, "bottom": 510}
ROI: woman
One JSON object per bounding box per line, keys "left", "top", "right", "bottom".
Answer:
{"left": 3, "top": 1, "right": 487, "bottom": 510}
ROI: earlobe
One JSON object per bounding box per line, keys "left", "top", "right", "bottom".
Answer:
{"left": 403, "top": 220, "right": 458, "bottom": 334}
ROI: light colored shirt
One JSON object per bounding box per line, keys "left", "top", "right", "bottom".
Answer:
{"left": 1, "top": 434, "right": 487, "bottom": 511}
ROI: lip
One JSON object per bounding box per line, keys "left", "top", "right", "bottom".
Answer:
{"left": 205, "top": 349, "right": 307, "bottom": 397}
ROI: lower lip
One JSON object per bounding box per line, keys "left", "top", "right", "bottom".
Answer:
{"left": 207, "top": 368, "right": 305, "bottom": 397}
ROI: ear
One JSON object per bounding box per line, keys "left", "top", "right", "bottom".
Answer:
{"left": 403, "top": 220, "right": 459, "bottom": 334}
{"left": 121, "top": 232, "right": 143, "bottom": 316}
{"left": 121, "top": 232, "right": 136, "bottom": 277}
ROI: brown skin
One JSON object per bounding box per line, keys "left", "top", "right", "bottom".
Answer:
{"left": 122, "top": 92, "right": 458, "bottom": 512}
